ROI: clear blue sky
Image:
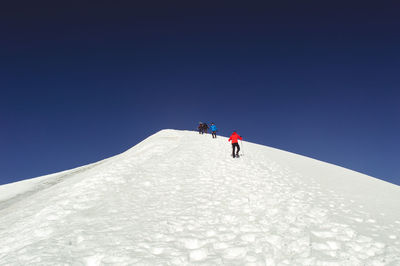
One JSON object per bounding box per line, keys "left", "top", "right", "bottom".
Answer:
{"left": 1, "top": 1, "right": 399, "bottom": 186}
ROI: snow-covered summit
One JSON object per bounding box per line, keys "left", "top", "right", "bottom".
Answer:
{"left": 0, "top": 129, "right": 399, "bottom": 265}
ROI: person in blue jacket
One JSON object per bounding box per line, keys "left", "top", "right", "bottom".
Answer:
{"left": 210, "top": 122, "right": 217, "bottom": 138}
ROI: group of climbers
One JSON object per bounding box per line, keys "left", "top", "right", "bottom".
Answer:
{"left": 197, "top": 122, "right": 209, "bottom": 134}
{"left": 198, "top": 122, "right": 218, "bottom": 138}
{"left": 197, "top": 122, "right": 243, "bottom": 158}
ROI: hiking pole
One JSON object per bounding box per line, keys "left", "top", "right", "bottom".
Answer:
{"left": 241, "top": 139, "right": 244, "bottom": 156}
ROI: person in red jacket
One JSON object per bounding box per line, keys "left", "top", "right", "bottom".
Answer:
{"left": 228, "top": 131, "right": 243, "bottom": 158}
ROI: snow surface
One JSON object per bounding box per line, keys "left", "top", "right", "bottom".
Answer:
{"left": 0, "top": 129, "right": 399, "bottom": 265}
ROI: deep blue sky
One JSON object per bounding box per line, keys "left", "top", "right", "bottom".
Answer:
{"left": 1, "top": 1, "right": 399, "bottom": 186}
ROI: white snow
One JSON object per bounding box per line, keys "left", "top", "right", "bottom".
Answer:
{"left": 0, "top": 129, "right": 399, "bottom": 265}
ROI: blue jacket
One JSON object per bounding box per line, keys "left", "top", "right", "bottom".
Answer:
{"left": 210, "top": 125, "right": 217, "bottom": 131}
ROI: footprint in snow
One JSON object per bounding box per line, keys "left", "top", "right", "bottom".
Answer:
{"left": 222, "top": 247, "right": 247, "bottom": 260}
{"left": 189, "top": 248, "right": 208, "bottom": 262}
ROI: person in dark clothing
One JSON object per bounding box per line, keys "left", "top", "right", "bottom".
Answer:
{"left": 202, "top": 123, "right": 209, "bottom": 134}
{"left": 198, "top": 122, "right": 203, "bottom": 134}
{"left": 228, "top": 131, "right": 243, "bottom": 158}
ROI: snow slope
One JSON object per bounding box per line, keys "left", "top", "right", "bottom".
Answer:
{"left": 0, "top": 129, "right": 399, "bottom": 265}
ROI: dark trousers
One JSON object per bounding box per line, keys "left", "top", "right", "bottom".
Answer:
{"left": 212, "top": 131, "right": 217, "bottom": 138}
{"left": 232, "top": 143, "right": 240, "bottom": 157}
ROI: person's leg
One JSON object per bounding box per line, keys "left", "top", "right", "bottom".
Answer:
{"left": 236, "top": 143, "right": 240, "bottom": 156}
{"left": 232, "top": 144, "right": 236, "bottom": 157}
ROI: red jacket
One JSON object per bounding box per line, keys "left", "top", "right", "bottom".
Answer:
{"left": 228, "top": 132, "right": 242, "bottom": 143}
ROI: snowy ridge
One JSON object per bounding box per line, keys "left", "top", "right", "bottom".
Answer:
{"left": 0, "top": 129, "right": 399, "bottom": 265}
{"left": 0, "top": 158, "right": 109, "bottom": 204}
